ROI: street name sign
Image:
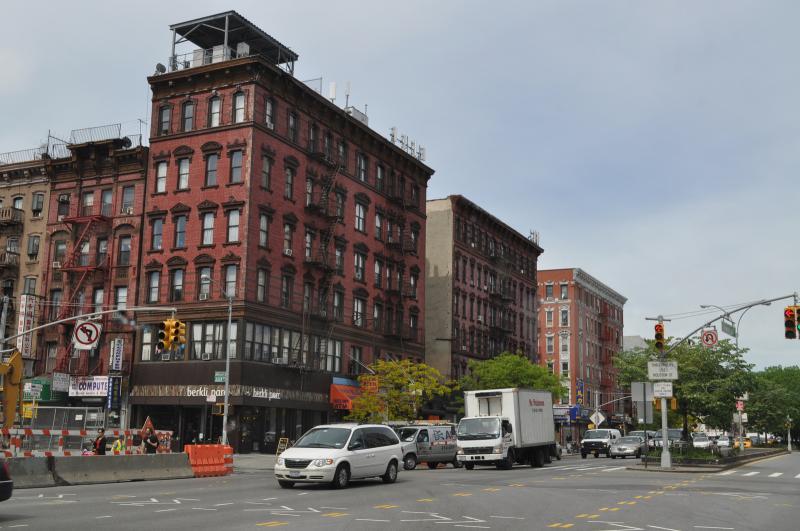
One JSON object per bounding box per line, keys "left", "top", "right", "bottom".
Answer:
{"left": 721, "top": 319, "right": 736, "bottom": 337}
{"left": 653, "top": 382, "right": 673, "bottom": 398}
{"left": 214, "top": 371, "right": 226, "bottom": 383}
{"left": 647, "top": 361, "right": 678, "bottom": 380}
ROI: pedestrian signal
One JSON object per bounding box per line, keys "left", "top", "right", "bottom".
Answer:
{"left": 784, "top": 307, "right": 797, "bottom": 340}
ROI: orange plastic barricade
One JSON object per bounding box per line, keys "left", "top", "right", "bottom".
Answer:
{"left": 223, "top": 445, "right": 234, "bottom": 475}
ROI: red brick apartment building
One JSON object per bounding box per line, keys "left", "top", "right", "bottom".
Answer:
{"left": 40, "top": 126, "right": 148, "bottom": 427}
{"left": 130, "top": 12, "right": 433, "bottom": 451}
{"left": 425, "top": 196, "right": 543, "bottom": 380}
{"left": 537, "top": 268, "right": 627, "bottom": 440}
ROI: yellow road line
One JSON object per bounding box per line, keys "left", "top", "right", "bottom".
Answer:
{"left": 417, "top": 498, "right": 434, "bottom": 502}
{"left": 322, "top": 512, "right": 349, "bottom": 517}
{"left": 257, "top": 523, "right": 288, "bottom": 528}
{"left": 483, "top": 488, "right": 501, "bottom": 492}
{"left": 453, "top": 492, "right": 472, "bottom": 497}
{"left": 374, "top": 504, "right": 399, "bottom": 509}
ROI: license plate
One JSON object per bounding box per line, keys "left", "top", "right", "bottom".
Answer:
{"left": 289, "top": 471, "right": 300, "bottom": 477}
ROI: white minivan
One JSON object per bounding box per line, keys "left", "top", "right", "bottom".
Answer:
{"left": 274, "top": 423, "right": 402, "bottom": 489}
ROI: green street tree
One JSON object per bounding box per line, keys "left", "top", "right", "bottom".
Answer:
{"left": 748, "top": 366, "right": 800, "bottom": 440}
{"left": 614, "top": 338, "right": 754, "bottom": 435}
{"left": 345, "top": 359, "right": 456, "bottom": 423}
{"left": 460, "top": 352, "right": 566, "bottom": 399}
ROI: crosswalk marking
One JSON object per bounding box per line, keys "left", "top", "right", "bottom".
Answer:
{"left": 742, "top": 472, "right": 759, "bottom": 477}
{"left": 603, "top": 467, "right": 626, "bottom": 472}
{"left": 717, "top": 470, "right": 736, "bottom": 476}
{"left": 768, "top": 473, "right": 783, "bottom": 477}
{"left": 795, "top": 473, "right": 800, "bottom": 479}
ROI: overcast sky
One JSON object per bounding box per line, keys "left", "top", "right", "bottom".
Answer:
{"left": 2, "top": 1, "right": 797, "bottom": 369}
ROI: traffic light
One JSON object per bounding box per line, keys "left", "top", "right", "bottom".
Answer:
{"left": 670, "top": 398, "right": 678, "bottom": 411}
{"left": 158, "top": 319, "right": 176, "bottom": 351}
{"left": 784, "top": 307, "right": 797, "bottom": 339}
{"left": 175, "top": 320, "right": 187, "bottom": 346}
{"left": 653, "top": 398, "right": 661, "bottom": 411}
{"left": 654, "top": 323, "right": 665, "bottom": 351}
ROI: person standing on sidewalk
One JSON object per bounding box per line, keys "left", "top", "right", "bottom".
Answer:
{"left": 144, "top": 428, "right": 159, "bottom": 454}
{"left": 111, "top": 434, "right": 126, "bottom": 454}
{"left": 93, "top": 429, "right": 107, "bottom": 455}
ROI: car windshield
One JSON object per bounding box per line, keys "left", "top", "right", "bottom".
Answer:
{"left": 694, "top": 435, "right": 709, "bottom": 441}
{"left": 618, "top": 437, "right": 642, "bottom": 444}
{"left": 293, "top": 427, "right": 351, "bottom": 449}
{"left": 457, "top": 418, "right": 500, "bottom": 440}
{"left": 655, "top": 429, "right": 683, "bottom": 440}
{"left": 398, "top": 428, "right": 419, "bottom": 442}
{"left": 583, "top": 430, "right": 609, "bottom": 439}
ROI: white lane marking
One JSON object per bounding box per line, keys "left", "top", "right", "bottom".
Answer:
{"left": 603, "top": 467, "right": 626, "bottom": 472}
{"left": 320, "top": 506, "right": 348, "bottom": 510}
{"left": 453, "top": 526, "right": 490, "bottom": 529}
{"left": 356, "top": 519, "right": 391, "bottom": 522}
{"left": 742, "top": 472, "right": 759, "bottom": 477}
{"left": 192, "top": 507, "right": 217, "bottom": 511}
{"left": 154, "top": 509, "right": 177, "bottom": 513}
{"left": 648, "top": 526, "right": 680, "bottom": 531}
{"left": 694, "top": 527, "right": 735, "bottom": 530}
{"left": 297, "top": 492, "right": 308, "bottom": 496}
{"left": 795, "top": 473, "right": 800, "bottom": 479}
{"left": 8, "top": 526, "right": 30, "bottom": 528}
{"left": 263, "top": 497, "right": 277, "bottom": 501}
{"left": 95, "top": 516, "right": 113, "bottom": 519}
{"left": 587, "top": 522, "right": 643, "bottom": 530}
{"left": 717, "top": 470, "right": 736, "bottom": 476}
{"left": 768, "top": 472, "right": 783, "bottom": 477}
{"left": 280, "top": 506, "right": 294, "bottom": 511}
{"left": 490, "top": 515, "right": 525, "bottom": 519}
{"left": 307, "top": 507, "right": 320, "bottom": 513}
{"left": 214, "top": 502, "right": 234, "bottom": 506}
{"left": 574, "top": 466, "right": 600, "bottom": 470}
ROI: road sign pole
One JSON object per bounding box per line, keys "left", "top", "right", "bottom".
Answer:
{"left": 660, "top": 397, "right": 671, "bottom": 467}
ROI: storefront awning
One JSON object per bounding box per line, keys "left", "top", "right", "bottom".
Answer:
{"left": 330, "top": 383, "right": 360, "bottom": 410}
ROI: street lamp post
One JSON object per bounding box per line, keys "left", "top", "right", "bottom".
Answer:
{"left": 202, "top": 275, "right": 233, "bottom": 446}
{"left": 788, "top": 416, "right": 793, "bottom": 453}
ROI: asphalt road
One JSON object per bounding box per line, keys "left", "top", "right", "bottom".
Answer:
{"left": 1, "top": 452, "right": 798, "bottom": 530}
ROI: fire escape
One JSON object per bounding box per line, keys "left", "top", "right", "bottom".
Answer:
{"left": 487, "top": 246, "right": 515, "bottom": 354}
{"left": 54, "top": 201, "right": 112, "bottom": 376}
{"left": 301, "top": 145, "right": 345, "bottom": 370}
{"left": 599, "top": 304, "right": 616, "bottom": 394}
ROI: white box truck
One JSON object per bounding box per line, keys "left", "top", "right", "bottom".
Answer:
{"left": 456, "top": 388, "right": 557, "bottom": 470}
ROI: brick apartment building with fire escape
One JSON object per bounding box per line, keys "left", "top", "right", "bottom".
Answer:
{"left": 537, "top": 267, "right": 627, "bottom": 442}
{"left": 40, "top": 126, "right": 148, "bottom": 427}
{"left": 425, "top": 195, "right": 543, "bottom": 380}
{"left": 128, "top": 12, "right": 433, "bottom": 452}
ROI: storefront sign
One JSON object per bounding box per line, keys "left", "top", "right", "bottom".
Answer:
{"left": 130, "top": 384, "right": 325, "bottom": 403}
{"left": 106, "top": 376, "right": 122, "bottom": 410}
{"left": 15, "top": 294, "right": 38, "bottom": 359}
{"left": 52, "top": 372, "right": 70, "bottom": 392}
{"left": 23, "top": 377, "right": 51, "bottom": 401}
{"left": 109, "top": 338, "right": 124, "bottom": 372}
{"left": 69, "top": 376, "right": 109, "bottom": 397}
{"left": 330, "top": 383, "right": 360, "bottom": 410}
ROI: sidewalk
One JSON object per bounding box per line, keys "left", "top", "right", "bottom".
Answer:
{"left": 233, "top": 452, "right": 275, "bottom": 474}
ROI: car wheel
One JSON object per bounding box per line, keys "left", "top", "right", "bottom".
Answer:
{"left": 277, "top": 480, "right": 294, "bottom": 489}
{"left": 427, "top": 462, "right": 439, "bottom": 470}
{"left": 331, "top": 464, "right": 350, "bottom": 489}
{"left": 581, "top": 452, "right": 587, "bottom": 459}
{"left": 382, "top": 461, "right": 398, "bottom": 484}
{"left": 593, "top": 452, "right": 599, "bottom": 458}
{"left": 452, "top": 457, "right": 463, "bottom": 468}
{"left": 465, "top": 463, "right": 474, "bottom": 470}
{"left": 556, "top": 449, "right": 562, "bottom": 461}
{"left": 403, "top": 454, "right": 417, "bottom": 470}
{"left": 611, "top": 455, "right": 616, "bottom": 459}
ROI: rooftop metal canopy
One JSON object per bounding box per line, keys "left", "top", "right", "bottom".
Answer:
{"left": 168, "top": 11, "right": 297, "bottom": 73}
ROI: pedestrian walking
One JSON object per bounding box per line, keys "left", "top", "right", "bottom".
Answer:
{"left": 143, "top": 428, "right": 159, "bottom": 454}
{"left": 93, "top": 429, "right": 107, "bottom": 456}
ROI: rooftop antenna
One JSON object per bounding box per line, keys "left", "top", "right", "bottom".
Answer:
{"left": 345, "top": 81, "right": 351, "bottom": 107}
{"left": 328, "top": 81, "right": 336, "bottom": 104}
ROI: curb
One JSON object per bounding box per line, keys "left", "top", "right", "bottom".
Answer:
{"left": 625, "top": 449, "right": 789, "bottom": 473}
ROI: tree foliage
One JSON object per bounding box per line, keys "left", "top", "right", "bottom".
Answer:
{"left": 459, "top": 352, "right": 566, "bottom": 400}
{"left": 614, "top": 338, "right": 754, "bottom": 433}
{"left": 748, "top": 366, "right": 800, "bottom": 438}
{"left": 345, "top": 359, "right": 456, "bottom": 423}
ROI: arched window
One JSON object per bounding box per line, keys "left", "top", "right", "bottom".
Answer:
{"left": 233, "top": 92, "right": 245, "bottom": 123}
{"left": 208, "top": 96, "right": 221, "bottom": 127}
{"left": 182, "top": 101, "right": 194, "bottom": 131}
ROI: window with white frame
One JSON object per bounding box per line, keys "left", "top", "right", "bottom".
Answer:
{"left": 233, "top": 92, "right": 245, "bottom": 123}
{"left": 259, "top": 214, "right": 269, "bottom": 247}
{"left": 546, "top": 335, "right": 554, "bottom": 353}
{"left": 229, "top": 150, "right": 243, "bottom": 184}
{"left": 353, "top": 297, "right": 366, "bottom": 327}
{"left": 177, "top": 158, "right": 190, "bottom": 190}
{"left": 202, "top": 212, "right": 215, "bottom": 245}
{"left": 257, "top": 269, "right": 267, "bottom": 303}
{"left": 225, "top": 264, "right": 237, "bottom": 298}
{"left": 560, "top": 308, "right": 569, "bottom": 327}
{"left": 147, "top": 271, "right": 160, "bottom": 303}
{"left": 355, "top": 203, "right": 366, "bottom": 232}
{"left": 226, "top": 210, "right": 240, "bottom": 243}
{"left": 155, "top": 162, "right": 167, "bottom": 193}
{"left": 354, "top": 252, "right": 366, "bottom": 281}
{"left": 560, "top": 283, "right": 568, "bottom": 300}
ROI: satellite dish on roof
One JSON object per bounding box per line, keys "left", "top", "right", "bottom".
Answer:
{"left": 121, "top": 137, "right": 132, "bottom": 149}
{"left": 155, "top": 63, "right": 167, "bottom": 74}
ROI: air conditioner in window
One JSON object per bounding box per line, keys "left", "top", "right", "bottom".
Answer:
{"left": 283, "top": 248, "right": 293, "bottom": 257}
{"left": 266, "top": 120, "right": 274, "bottom": 130}
{"left": 461, "top": 346, "right": 467, "bottom": 351}
{"left": 199, "top": 293, "right": 209, "bottom": 301}
{"left": 483, "top": 285, "right": 488, "bottom": 291}
{"left": 51, "top": 261, "right": 61, "bottom": 269}
{"left": 57, "top": 215, "right": 65, "bottom": 222}
{"left": 201, "top": 353, "right": 211, "bottom": 361}
{"left": 477, "top": 315, "right": 483, "bottom": 323}
{"left": 124, "top": 207, "right": 134, "bottom": 215}
{"left": 161, "top": 352, "right": 171, "bottom": 361}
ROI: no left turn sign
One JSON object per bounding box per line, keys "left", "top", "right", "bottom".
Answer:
{"left": 701, "top": 329, "right": 718, "bottom": 347}
{"left": 73, "top": 320, "right": 102, "bottom": 350}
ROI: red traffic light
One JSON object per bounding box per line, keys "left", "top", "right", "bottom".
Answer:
{"left": 654, "top": 323, "right": 665, "bottom": 350}
{"left": 785, "top": 306, "right": 797, "bottom": 340}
